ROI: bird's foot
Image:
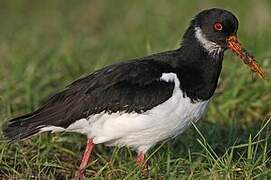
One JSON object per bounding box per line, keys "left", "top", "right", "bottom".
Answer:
{"left": 75, "top": 169, "right": 85, "bottom": 180}
{"left": 74, "top": 138, "right": 94, "bottom": 180}
{"left": 136, "top": 152, "right": 148, "bottom": 179}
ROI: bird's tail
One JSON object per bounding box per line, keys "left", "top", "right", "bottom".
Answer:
{"left": 3, "top": 112, "right": 43, "bottom": 142}
{"left": 3, "top": 90, "right": 84, "bottom": 142}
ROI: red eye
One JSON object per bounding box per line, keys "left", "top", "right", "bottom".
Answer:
{"left": 214, "top": 22, "right": 223, "bottom": 31}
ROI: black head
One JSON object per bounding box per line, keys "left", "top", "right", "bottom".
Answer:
{"left": 181, "top": 8, "right": 265, "bottom": 79}
{"left": 182, "top": 8, "right": 239, "bottom": 59}
{"left": 193, "top": 8, "right": 239, "bottom": 49}
{"left": 193, "top": 8, "right": 239, "bottom": 47}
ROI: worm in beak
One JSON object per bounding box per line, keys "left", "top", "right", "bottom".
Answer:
{"left": 226, "top": 35, "right": 266, "bottom": 79}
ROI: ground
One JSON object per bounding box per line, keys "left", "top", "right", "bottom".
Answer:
{"left": 0, "top": 0, "right": 270, "bottom": 179}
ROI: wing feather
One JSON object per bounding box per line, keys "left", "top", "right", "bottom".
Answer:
{"left": 3, "top": 59, "right": 175, "bottom": 141}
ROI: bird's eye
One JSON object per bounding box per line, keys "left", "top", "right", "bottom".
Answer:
{"left": 213, "top": 22, "right": 223, "bottom": 31}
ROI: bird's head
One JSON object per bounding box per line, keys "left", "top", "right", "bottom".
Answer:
{"left": 183, "top": 8, "right": 265, "bottom": 79}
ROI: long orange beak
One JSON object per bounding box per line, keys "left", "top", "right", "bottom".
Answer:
{"left": 226, "top": 35, "right": 266, "bottom": 79}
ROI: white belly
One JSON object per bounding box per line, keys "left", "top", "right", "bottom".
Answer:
{"left": 40, "top": 73, "right": 210, "bottom": 153}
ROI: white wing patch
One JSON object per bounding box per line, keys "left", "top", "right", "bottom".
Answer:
{"left": 40, "top": 126, "right": 65, "bottom": 133}
{"left": 160, "top": 73, "right": 177, "bottom": 83}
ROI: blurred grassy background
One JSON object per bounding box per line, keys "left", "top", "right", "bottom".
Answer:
{"left": 0, "top": 0, "right": 270, "bottom": 179}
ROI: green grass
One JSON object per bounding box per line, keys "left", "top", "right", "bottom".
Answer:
{"left": 0, "top": 0, "right": 271, "bottom": 179}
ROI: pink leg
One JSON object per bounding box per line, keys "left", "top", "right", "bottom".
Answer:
{"left": 75, "top": 138, "right": 94, "bottom": 180}
{"left": 136, "top": 152, "right": 148, "bottom": 179}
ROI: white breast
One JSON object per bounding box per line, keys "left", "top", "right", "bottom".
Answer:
{"left": 40, "top": 73, "right": 209, "bottom": 153}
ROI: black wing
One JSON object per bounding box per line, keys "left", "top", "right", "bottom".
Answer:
{"left": 4, "top": 59, "right": 175, "bottom": 141}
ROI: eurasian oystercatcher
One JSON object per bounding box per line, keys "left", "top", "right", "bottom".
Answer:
{"left": 3, "top": 8, "right": 265, "bottom": 179}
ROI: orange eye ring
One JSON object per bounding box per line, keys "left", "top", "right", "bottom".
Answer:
{"left": 214, "top": 22, "right": 223, "bottom": 31}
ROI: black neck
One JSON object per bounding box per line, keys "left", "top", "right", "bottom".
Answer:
{"left": 168, "top": 31, "right": 224, "bottom": 101}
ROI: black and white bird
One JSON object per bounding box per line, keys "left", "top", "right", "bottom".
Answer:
{"left": 3, "top": 8, "right": 265, "bottom": 179}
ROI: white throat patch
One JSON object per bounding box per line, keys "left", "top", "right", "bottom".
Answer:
{"left": 194, "top": 27, "right": 223, "bottom": 58}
